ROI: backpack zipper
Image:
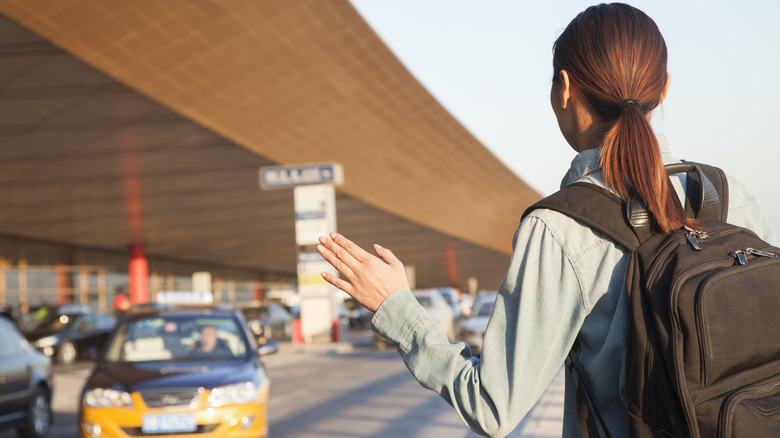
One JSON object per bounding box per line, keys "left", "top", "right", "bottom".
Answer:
{"left": 645, "top": 227, "right": 741, "bottom": 288}
{"left": 729, "top": 247, "right": 778, "bottom": 265}
{"left": 684, "top": 227, "right": 708, "bottom": 251}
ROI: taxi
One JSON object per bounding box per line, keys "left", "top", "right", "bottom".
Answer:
{"left": 78, "top": 292, "right": 276, "bottom": 438}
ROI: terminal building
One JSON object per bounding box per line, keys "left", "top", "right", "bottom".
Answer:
{"left": 0, "top": 1, "right": 540, "bottom": 331}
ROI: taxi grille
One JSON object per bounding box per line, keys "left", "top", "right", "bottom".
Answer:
{"left": 140, "top": 389, "right": 201, "bottom": 408}
{"left": 121, "top": 424, "right": 219, "bottom": 436}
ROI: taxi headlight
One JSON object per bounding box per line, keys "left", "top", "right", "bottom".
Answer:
{"left": 34, "top": 336, "right": 57, "bottom": 348}
{"left": 206, "top": 382, "right": 257, "bottom": 407}
{"left": 83, "top": 388, "right": 134, "bottom": 408}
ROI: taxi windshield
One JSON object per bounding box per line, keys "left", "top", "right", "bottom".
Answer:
{"left": 103, "top": 315, "right": 248, "bottom": 363}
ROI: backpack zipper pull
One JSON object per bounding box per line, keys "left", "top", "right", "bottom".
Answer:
{"left": 745, "top": 248, "right": 778, "bottom": 259}
{"left": 730, "top": 250, "right": 749, "bottom": 265}
{"left": 684, "top": 228, "right": 707, "bottom": 251}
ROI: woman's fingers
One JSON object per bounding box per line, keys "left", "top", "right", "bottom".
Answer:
{"left": 321, "top": 270, "right": 353, "bottom": 295}
{"left": 329, "top": 232, "right": 372, "bottom": 263}
{"left": 317, "top": 240, "right": 355, "bottom": 280}
{"left": 317, "top": 233, "right": 363, "bottom": 272}
{"left": 374, "top": 244, "right": 400, "bottom": 267}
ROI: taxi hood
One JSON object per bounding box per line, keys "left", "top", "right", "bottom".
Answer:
{"left": 87, "top": 359, "right": 261, "bottom": 393}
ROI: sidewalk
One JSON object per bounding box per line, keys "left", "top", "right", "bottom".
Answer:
{"left": 267, "top": 330, "right": 565, "bottom": 437}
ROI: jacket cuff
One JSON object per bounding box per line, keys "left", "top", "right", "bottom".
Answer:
{"left": 371, "top": 288, "right": 431, "bottom": 350}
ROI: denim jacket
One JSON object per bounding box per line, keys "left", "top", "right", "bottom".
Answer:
{"left": 371, "top": 135, "right": 774, "bottom": 437}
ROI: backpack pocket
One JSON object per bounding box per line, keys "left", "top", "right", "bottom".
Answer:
{"left": 697, "top": 257, "right": 780, "bottom": 385}
{"left": 718, "top": 373, "right": 780, "bottom": 437}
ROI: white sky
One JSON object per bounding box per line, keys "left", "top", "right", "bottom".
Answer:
{"left": 351, "top": 0, "right": 780, "bottom": 239}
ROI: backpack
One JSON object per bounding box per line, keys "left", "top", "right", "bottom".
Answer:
{"left": 522, "top": 162, "right": 780, "bottom": 437}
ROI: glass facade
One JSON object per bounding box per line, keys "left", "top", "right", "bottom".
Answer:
{"left": 0, "top": 235, "right": 296, "bottom": 312}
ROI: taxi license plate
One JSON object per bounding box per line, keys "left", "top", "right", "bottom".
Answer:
{"left": 141, "top": 413, "right": 197, "bottom": 434}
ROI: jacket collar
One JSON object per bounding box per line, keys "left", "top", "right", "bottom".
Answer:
{"left": 559, "top": 134, "right": 674, "bottom": 189}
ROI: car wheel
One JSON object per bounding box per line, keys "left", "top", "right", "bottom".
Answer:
{"left": 57, "top": 340, "right": 77, "bottom": 364}
{"left": 17, "top": 385, "right": 51, "bottom": 438}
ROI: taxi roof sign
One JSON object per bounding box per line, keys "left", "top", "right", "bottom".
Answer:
{"left": 155, "top": 291, "right": 214, "bottom": 306}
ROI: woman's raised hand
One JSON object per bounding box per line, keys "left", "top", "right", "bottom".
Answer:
{"left": 317, "top": 233, "right": 409, "bottom": 312}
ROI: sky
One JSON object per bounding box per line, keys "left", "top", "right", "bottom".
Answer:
{"left": 350, "top": 0, "right": 780, "bottom": 240}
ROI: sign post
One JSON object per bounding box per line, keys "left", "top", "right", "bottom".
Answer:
{"left": 260, "top": 163, "right": 344, "bottom": 343}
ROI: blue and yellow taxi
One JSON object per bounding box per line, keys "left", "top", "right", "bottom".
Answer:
{"left": 78, "top": 292, "right": 276, "bottom": 438}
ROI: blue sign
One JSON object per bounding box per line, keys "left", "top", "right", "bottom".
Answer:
{"left": 260, "top": 163, "right": 343, "bottom": 190}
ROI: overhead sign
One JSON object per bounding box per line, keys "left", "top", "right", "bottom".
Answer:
{"left": 259, "top": 162, "right": 343, "bottom": 190}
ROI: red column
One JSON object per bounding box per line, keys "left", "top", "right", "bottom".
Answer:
{"left": 253, "top": 274, "right": 263, "bottom": 301}
{"left": 56, "top": 247, "right": 71, "bottom": 304}
{"left": 128, "top": 243, "right": 149, "bottom": 304}
{"left": 56, "top": 263, "right": 70, "bottom": 304}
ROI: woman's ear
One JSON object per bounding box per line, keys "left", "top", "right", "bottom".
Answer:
{"left": 558, "top": 70, "right": 572, "bottom": 109}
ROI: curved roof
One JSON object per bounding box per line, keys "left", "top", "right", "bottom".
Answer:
{"left": 0, "top": 1, "right": 541, "bottom": 290}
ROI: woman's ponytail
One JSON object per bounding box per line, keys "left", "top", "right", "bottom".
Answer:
{"left": 601, "top": 100, "right": 690, "bottom": 233}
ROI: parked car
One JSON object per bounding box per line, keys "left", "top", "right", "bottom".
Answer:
{"left": 458, "top": 291, "right": 498, "bottom": 355}
{"left": 436, "top": 287, "right": 466, "bottom": 321}
{"left": 460, "top": 294, "right": 474, "bottom": 317}
{"left": 23, "top": 312, "right": 117, "bottom": 365}
{"left": 79, "top": 301, "right": 276, "bottom": 438}
{"left": 0, "top": 316, "right": 53, "bottom": 438}
{"left": 27, "top": 304, "right": 91, "bottom": 329}
{"left": 413, "top": 288, "right": 457, "bottom": 340}
{"left": 348, "top": 305, "right": 374, "bottom": 329}
{"left": 372, "top": 289, "right": 457, "bottom": 349}
{"left": 239, "top": 302, "right": 293, "bottom": 341}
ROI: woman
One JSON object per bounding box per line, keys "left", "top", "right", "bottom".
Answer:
{"left": 317, "top": 4, "right": 773, "bottom": 437}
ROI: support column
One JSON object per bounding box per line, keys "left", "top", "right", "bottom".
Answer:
{"left": 128, "top": 243, "right": 149, "bottom": 304}
{"left": 55, "top": 246, "right": 71, "bottom": 304}
{"left": 253, "top": 274, "right": 263, "bottom": 301}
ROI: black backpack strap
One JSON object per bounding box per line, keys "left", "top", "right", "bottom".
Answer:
{"left": 522, "top": 182, "right": 643, "bottom": 251}
{"left": 523, "top": 163, "right": 730, "bottom": 249}
{"left": 566, "top": 356, "right": 613, "bottom": 438}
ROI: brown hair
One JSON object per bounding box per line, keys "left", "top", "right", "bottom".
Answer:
{"left": 553, "top": 3, "right": 692, "bottom": 233}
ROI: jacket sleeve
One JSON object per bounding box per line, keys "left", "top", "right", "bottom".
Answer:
{"left": 725, "top": 174, "right": 776, "bottom": 245}
{"left": 371, "top": 214, "right": 590, "bottom": 437}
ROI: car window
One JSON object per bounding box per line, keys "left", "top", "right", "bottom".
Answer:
{"left": 27, "top": 312, "right": 79, "bottom": 332}
{"left": 78, "top": 315, "right": 95, "bottom": 331}
{"left": 104, "top": 315, "right": 248, "bottom": 363}
{"left": 96, "top": 314, "right": 116, "bottom": 330}
{"left": 414, "top": 296, "right": 432, "bottom": 308}
{"left": 476, "top": 302, "right": 494, "bottom": 317}
{"left": 0, "top": 320, "right": 26, "bottom": 357}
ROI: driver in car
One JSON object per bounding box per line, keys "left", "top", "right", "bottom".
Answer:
{"left": 193, "top": 325, "right": 232, "bottom": 356}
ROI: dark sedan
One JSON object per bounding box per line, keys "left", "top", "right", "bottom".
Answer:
{"left": 0, "top": 316, "right": 53, "bottom": 438}
{"left": 239, "top": 303, "right": 293, "bottom": 341}
{"left": 24, "top": 312, "right": 116, "bottom": 365}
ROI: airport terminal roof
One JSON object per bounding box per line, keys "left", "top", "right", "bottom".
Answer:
{"left": 0, "top": 0, "right": 541, "bottom": 290}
